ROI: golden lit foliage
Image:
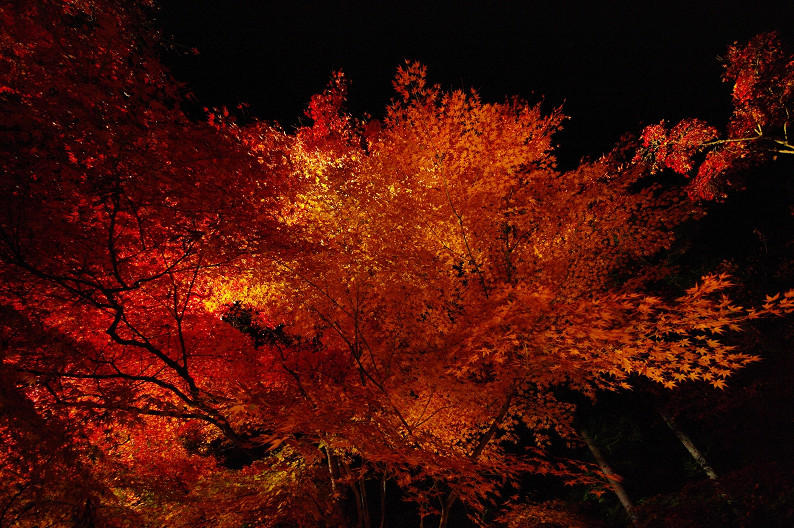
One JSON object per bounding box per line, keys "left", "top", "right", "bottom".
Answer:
{"left": 209, "top": 64, "right": 793, "bottom": 519}
{"left": 2, "top": 4, "right": 793, "bottom": 525}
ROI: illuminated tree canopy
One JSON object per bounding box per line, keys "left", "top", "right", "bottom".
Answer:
{"left": 1, "top": 2, "right": 792, "bottom": 527}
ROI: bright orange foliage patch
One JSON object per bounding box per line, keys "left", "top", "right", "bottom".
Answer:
{"left": 0, "top": 4, "right": 792, "bottom": 527}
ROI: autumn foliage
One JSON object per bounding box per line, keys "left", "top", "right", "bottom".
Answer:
{"left": 635, "top": 32, "right": 794, "bottom": 200}
{"left": 1, "top": 2, "right": 793, "bottom": 527}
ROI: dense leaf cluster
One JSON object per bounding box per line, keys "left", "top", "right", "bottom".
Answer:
{"left": 1, "top": 2, "right": 792, "bottom": 527}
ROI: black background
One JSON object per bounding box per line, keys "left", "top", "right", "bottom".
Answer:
{"left": 157, "top": 1, "right": 794, "bottom": 168}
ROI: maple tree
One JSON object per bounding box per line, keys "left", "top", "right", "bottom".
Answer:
{"left": 0, "top": 1, "right": 295, "bottom": 525}
{"left": 2, "top": 2, "right": 793, "bottom": 527}
{"left": 635, "top": 32, "right": 794, "bottom": 200}
{"left": 207, "top": 66, "right": 794, "bottom": 526}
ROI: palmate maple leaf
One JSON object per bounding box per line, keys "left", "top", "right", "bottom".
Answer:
{"left": 3, "top": 5, "right": 793, "bottom": 525}
{"left": 635, "top": 32, "right": 794, "bottom": 200}
{"left": 210, "top": 63, "right": 793, "bottom": 525}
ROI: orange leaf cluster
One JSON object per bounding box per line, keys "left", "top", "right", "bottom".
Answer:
{"left": 1, "top": 5, "right": 792, "bottom": 526}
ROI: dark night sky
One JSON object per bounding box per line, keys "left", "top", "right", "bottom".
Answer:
{"left": 157, "top": 0, "right": 794, "bottom": 167}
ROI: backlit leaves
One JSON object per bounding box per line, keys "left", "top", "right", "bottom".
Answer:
{"left": 635, "top": 32, "right": 794, "bottom": 199}
{"left": 2, "top": 6, "right": 793, "bottom": 525}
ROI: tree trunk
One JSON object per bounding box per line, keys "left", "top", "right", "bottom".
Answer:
{"left": 341, "top": 460, "right": 367, "bottom": 528}
{"left": 656, "top": 405, "right": 741, "bottom": 518}
{"left": 326, "top": 447, "right": 337, "bottom": 492}
{"left": 438, "top": 492, "right": 456, "bottom": 528}
{"left": 437, "top": 390, "right": 515, "bottom": 528}
{"left": 350, "top": 479, "right": 364, "bottom": 528}
{"left": 379, "top": 473, "right": 387, "bottom": 528}
{"left": 656, "top": 406, "right": 719, "bottom": 480}
{"left": 580, "top": 428, "right": 638, "bottom": 525}
{"left": 359, "top": 476, "right": 371, "bottom": 528}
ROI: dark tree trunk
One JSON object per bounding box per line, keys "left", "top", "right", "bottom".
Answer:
{"left": 580, "top": 428, "right": 638, "bottom": 525}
